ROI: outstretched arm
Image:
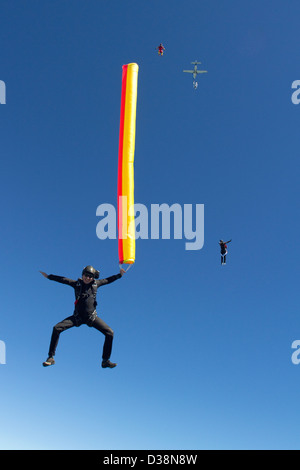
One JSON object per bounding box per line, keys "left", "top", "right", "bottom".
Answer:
{"left": 39, "top": 271, "right": 76, "bottom": 287}
{"left": 96, "top": 268, "right": 125, "bottom": 287}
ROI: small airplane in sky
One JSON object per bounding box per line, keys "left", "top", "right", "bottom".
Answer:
{"left": 183, "top": 60, "right": 207, "bottom": 89}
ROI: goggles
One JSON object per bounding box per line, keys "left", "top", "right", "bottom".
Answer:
{"left": 83, "top": 272, "right": 94, "bottom": 279}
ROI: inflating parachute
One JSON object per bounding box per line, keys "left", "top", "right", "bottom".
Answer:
{"left": 117, "top": 63, "right": 139, "bottom": 268}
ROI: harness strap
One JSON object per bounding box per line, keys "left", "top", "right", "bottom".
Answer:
{"left": 74, "top": 280, "right": 82, "bottom": 306}
{"left": 74, "top": 279, "right": 97, "bottom": 306}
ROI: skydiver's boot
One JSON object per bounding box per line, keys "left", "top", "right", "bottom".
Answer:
{"left": 43, "top": 357, "right": 55, "bottom": 367}
{"left": 102, "top": 360, "right": 117, "bottom": 369}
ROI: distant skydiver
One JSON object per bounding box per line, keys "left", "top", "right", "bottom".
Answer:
{"left": 219, "top": 239, "right": 232, "bottom": 265}
{"left": 156, "top": 43, "right": 165, "bottom": 56}
{"left": 40, "top": 265, "right": 125, "bottom": 369}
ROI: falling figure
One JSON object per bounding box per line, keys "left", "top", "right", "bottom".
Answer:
{"left": 219, "top": 239, "right": 232, "bottom": 265}
{"left": 156, "top": 43, "right": 165, "bottom": 56}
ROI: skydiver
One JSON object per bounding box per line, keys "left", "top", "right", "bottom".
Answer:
{"left": 156, "top": 43, "right": 165, "bottom": 56}
{"left": 40, "top": 265, "right": 125, "bottom": 368}
{"left": 219, "top": 239, "right": 232, "bottom": 265}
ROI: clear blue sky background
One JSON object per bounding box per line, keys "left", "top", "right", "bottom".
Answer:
{"left": 1, "top": 0, "right": 300, "bottom": 450}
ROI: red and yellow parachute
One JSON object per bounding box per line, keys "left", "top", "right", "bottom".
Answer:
{"left": 117, "top": 63, "right": 139, "bottom": 267}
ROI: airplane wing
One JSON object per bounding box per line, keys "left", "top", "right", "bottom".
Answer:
{"left": 183, "top": 70, "right": 194, "bottom": 73}
{"left": 196, "top": 70, "right": 208, "bottom": 74}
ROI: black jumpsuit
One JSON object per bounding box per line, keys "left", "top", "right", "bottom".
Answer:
{"left": 47, "top": 274, "right": 121, "bottom": 360}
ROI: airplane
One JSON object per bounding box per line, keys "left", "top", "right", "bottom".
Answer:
{"left": 183, "top": 61, "right": 207, "bottom": 88}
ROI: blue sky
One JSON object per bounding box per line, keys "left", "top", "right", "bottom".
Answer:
{"left": 1, "top": 0, "right": 300, "bottom": 450}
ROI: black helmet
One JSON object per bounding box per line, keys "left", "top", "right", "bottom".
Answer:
{"left": 82, "top": 265, "right": 100, "bottom": 279}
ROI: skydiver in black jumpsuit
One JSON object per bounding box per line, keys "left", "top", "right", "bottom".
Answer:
{"left": 219, "top": 239, "right": 232, "bottom": 265}
{"left": 40, "top": 265, "right": 125, "bottom": 368}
